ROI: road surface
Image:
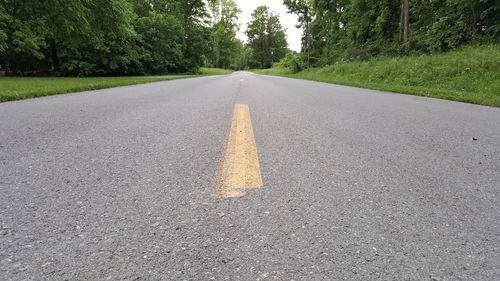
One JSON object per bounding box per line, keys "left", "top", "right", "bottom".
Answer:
{"left": 1, "top": 72, "right": 499, "bottom": 280}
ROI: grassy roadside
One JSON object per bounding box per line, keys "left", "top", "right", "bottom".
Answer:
{"left": 253, "top": 45, "right": 500, "bottom": 107}
{"left": 199, "top": 67, "right": 234, "bottom": 75}
{"left": 0, "top": 68, "right": 233, "bottom": 102}
{"left": 0, "top": 76, "right": 181, "bottom": 102}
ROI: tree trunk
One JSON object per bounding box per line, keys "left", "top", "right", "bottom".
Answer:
{"left": 305, "top": 7, "right": 311, "bottom": 70}
{"left": 50, "top": 41, "right": 60, "bottom": 72}
{"left": 399, "top": 0, "right": 410, "bottom": 42}
{"left": 306, "top": 20, "right": 311, "bottom": 69}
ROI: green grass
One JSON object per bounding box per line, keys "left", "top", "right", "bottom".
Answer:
{"left": 199, "top": 67, "right": 234, "bottom": 75}
{"left": 0, "top": 76, "right": 180, "bottom": 102}
{"left": 0, "top": 68, "right": 233, "bottom": 102}
{"left": 254, "top": 45, "right": 500, "bottom": 107}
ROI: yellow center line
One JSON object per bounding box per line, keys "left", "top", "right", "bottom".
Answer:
{"left": 212, "top": 104, "right": 263, "bottom": 198}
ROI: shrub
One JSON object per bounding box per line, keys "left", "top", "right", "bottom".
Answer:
{"left": 275, "top": 53, "right": 305, "bottom": 73}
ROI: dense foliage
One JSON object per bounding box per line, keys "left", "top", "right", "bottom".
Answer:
{"left": 284, "top": 0, "right": 500, "bottom": 68}
{"left": 2, "top": 0, "right": 497, "bottom": 76}
{"left": 245, "top": 6, "right": 289, "bottom": 69}
{"left": 206, "top": 0, "right": 242, "bottom": 69}
{"left": 0, "top": 0, "right": 291, "bottom": 75}
{"left": 0, "top": 0, "right": 246, "bottom": 76}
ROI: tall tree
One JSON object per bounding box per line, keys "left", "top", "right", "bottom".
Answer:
{"left": 411, "top": 0, "right": 499, "bottom": 52}
{"left": 134, "top": 11, "right": 183, "bottom": 73}
{"left": 178, "top": 0, "right": 211, "bottom": 72}
{"left": 399, "top": 0, "right": 409, "bottom": 42}
{"left": 284, "top": 0, "right": 314, "bottom": 68}
{"left": 311, "top": 0, "right": 348, "bottom": 64}
{"left": 0, "top": 0, "right": 215, "bottom": 75}
{"left": 245, "top": 6, "right": 288, "bottom": 68}
{"left": 208, "top": 0, "right": 241, "bottom": 68}
{"left": 0, "top": 0, "right": 47, "bottom": 73}
{"left": 0, "top": 5, "right": 6, "bottom": 53}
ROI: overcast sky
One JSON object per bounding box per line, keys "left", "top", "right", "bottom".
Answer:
{"left": 233, "top": 0, "right": 302, "bottom": 52}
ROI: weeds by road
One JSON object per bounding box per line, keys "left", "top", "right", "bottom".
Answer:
{"left": 254, "top": 45, "right": 500, "bottom": 107}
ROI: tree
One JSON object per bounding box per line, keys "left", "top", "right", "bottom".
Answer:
{"left": 177, "top": 0, "right": 211, "bottom": 72}
{"left": 311, "top": 0, "right": 348, "bottom": 64}
{"left": 134, "top": 12, "right": 183, "bottom": 73}
{"left": 228, "top": 39, "right": 254, "bottom": 70}
{"left": 0, "top": 1, "right": 47, "bottom": 73}
{"left": 284, "top": 0, "right": 313, "bottom": 68}
{"left": 131, "top": 0, "right": 212, "bottom": 73}
{"left": 3, "top": 0, "right": 495, "bottom": 76}
{"left": 310, "top": 0, "right": 402, "bottom": 60}
{"left": 246, "top": 6, "right": 288, "bottom": 68}
{"left": 399, "top": 0, "right": 409, "bottom": 42}
{"left": 0, "top": 0, "right": 218, "bottom": 75}
{"left": 0, "top": 6, "right": 6, "bottom": 53}
{"left": 410, "top": 0, "right": 499, "bottom": 52}
{"left": 309, "top": 0, "right": 499, "bottom": 63}
{"left": 208, "top": 0, "right": 241, "bottom": 68}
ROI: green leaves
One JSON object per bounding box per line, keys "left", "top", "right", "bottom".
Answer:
{"left": 0, "top": 0, "right": 214, "bottom": 76}
{"left": 295, "top": 0, "right": 500, "bottom": 65}
{"left": 135, "top": 12, "right": 183, "bottom": 73}
{"left": 245, "top": 6, "right": 288, "bottom": 69}
{"left": 0, "top": 8, "right": 8, "bottom": 52}
{"left": 207, "top": 0, "right": 241, "bottom": 69}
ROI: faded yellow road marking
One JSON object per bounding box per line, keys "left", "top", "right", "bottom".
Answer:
{"left": 240, "top": 79, "right": 245, "bottom": 82}
{"left": 212, "top": 104, "right": 263, "bottom": 198}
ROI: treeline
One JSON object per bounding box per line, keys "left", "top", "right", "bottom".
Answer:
{"left": 0, "top": 0, "right": 290, "bottom": 76}
{"left": 203, "top": 2, "right": 289, "bottom": 70}
{"left": 8, "top": 1, "right": 490, "bottom": 75}
{"left": 283, "top": 0, "right": 500, "bottom": 70}
{"left": 0, "top": 0, "right": 227, "bottom": 75}
{"left": 1, "top": 0, "right": 215, "bottom": 75}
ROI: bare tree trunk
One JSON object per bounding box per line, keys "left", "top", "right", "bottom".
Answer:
{"left": 305, "top": 7, "right": 311, "bottom": 69}
{"left": 305, "top": 20, "right": 310, "bottom": 69}
{"left": 399, "top": 0, "right": 410, "bottom": 42}
{"left": 50, "top": 41, "right": 60, "bottom": 73}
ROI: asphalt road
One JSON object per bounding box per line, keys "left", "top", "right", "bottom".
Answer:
{"left": 1, "top": 72, "right": 499, "bottom": 280}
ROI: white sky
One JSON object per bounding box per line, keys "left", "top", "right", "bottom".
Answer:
{"left": 233, "top": 0, "right": 302, "bottom": 52}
